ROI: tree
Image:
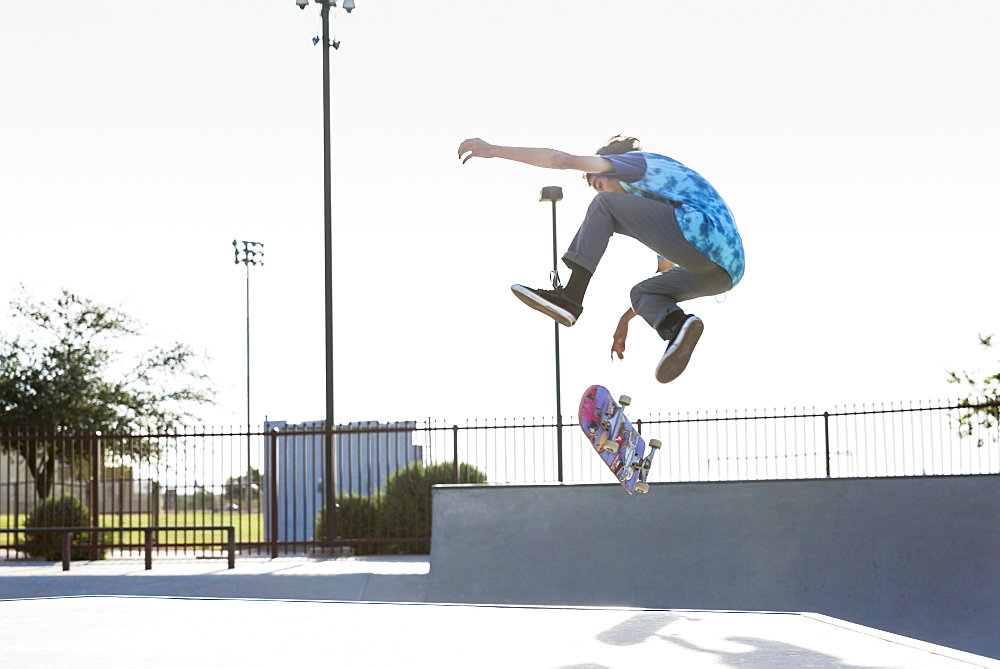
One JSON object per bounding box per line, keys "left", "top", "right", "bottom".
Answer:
{"left": 947, "top": 334, "right": 1000, "bottom": 447}
{"left": 222, "top": 467, "right": 262, "bottom": 509}
{"left": 0, "top": 288, "right": 215, "bottom": 499}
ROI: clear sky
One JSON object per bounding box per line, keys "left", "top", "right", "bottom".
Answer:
{"left": 2, "top": 0, "right": 998, "bottom": 430}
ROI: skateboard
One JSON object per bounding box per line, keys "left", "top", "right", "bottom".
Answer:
{"left": 578, "top": 384, "right": 661, "bottom": 494}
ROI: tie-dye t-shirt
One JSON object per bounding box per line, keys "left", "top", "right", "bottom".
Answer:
{"left": 602, "top": 152, "right": 745, "bottom": 286}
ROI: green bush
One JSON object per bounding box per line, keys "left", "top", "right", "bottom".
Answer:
{"left": 314, "top": 494, "right": 385, "bottom": 556}
{"left": 313, "top": 462, "right": 487, "bottom": 556}
{"left": 22, "top": 494, "right": 108, "bottom": 561}
{"left": 379, "top": 461, "right": 487, "bottom": 554}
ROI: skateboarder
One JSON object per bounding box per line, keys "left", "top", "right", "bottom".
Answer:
{"left": 458, "top": 135, "right": 744, "bottom": 383}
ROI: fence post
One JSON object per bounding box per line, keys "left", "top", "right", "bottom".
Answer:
{"left": 89, "top": 431, "right": 101, "bottom": 560}
{"left": 151, "top": 481, "right": 160, "bottom": 533}
{"left": 269, "top": 428, "right": 279, "bottom": 560}
{"left": 452, "top": 425, "right": 459, "bottom": 483}
{"left": 556, "top": 413, "right": 565, "bottom": 483}
{"left": 823, "top": 412, "right": 831, "bottom": 478}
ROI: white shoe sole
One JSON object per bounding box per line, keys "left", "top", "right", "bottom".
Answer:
{"left": 511, "top": 285, "right": 577, "bottom": 327}
{"left": 654, "top": 317, "right": 703, "bottom": 383}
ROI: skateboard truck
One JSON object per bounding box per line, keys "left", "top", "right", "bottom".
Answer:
{"left": 600, "top": 395, "right": 631, "bottom": 453}
{"left": 633, "top": 438, "right": 661, "bottom": 494}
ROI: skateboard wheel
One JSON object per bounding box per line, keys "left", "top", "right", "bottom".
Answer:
{"left": 619, "top": 395, "right": 631, "bottom": 407}
{"left": 649, "top": 439, "right": 662, "bottom": 449}
{"left": 635, "top": 481, "right": 650, "bottom": 494}
{"left": 603, "top": 442, "right": 619, "bottom": 453}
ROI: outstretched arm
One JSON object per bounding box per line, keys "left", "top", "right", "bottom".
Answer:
{"left": 458, "top": 138, "right": 613, "bottom": 174}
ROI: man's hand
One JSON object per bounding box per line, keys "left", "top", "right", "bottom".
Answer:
{"left": 611, "top": 308, "right": 636, "bottom": 360}
{"left": 458, "top": 138, "right": 497, "bottom": 164}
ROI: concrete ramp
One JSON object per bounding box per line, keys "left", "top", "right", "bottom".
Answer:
{"left": 427, "top": 477, "right": 1000, "bottom": 660}
{"left": 3, "top": 597, "right": 996, "bottom": 668}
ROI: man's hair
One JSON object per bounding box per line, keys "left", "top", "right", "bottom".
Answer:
{"left": 596, "top": 135, "right": 642, "bottom": 156}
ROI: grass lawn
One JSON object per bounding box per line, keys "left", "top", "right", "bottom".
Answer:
{"left": 1, "top": 511, "right": 263, "bottom": 549}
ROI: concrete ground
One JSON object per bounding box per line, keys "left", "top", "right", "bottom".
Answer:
{"left": 0, "top": 554, "right": 430, "bottom": 602}
{"left": 1, "top": 556, "right": 997, "bottom": 668}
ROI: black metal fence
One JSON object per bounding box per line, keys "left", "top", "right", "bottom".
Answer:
{"left": 637, "top": 400, "right": 999, "bottom": 482}
{"left": 2, "top": 401, "right": 997, "bottom": 560}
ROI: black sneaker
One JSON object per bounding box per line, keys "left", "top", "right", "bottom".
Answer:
{"left": 511, "top": 284, "right": 583, "bottom": 327}
{"left": 654, "top": 314, "right": 703, "bottom": 383}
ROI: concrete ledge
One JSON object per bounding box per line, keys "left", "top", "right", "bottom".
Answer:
{"left": 428, "top": 476, "right": 1000, "bottom": 660}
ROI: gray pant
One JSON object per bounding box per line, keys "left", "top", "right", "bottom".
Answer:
{"left": 562, "top": 192, "right": 733, "bottom": 340}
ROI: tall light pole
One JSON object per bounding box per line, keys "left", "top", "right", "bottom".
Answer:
{"left": 294, "top": 0, "right": 356, "bottom": 547}
{"left": 233, "top": 239, "right": 264, "bottom": 512}
{"left": 540, "top": 186, "right": 564, "bottom": 483}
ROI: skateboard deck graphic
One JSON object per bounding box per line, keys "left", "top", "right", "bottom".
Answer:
{"left": 578, "top": 384, "right": 660, "bottom": 494}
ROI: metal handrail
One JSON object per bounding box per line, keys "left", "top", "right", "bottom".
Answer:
{"left": 0, "top": 525, "right": 235, "bottom": 571}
